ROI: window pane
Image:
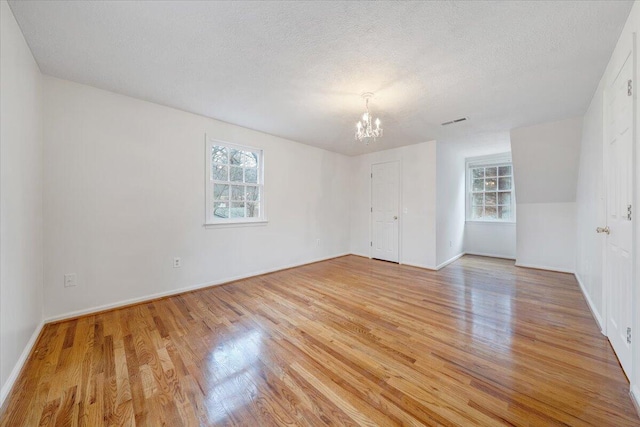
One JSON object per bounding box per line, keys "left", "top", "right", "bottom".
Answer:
{"left": 472, "top": 168, "right": 484, "bottom": 179}
{"left": 484, "top": 206, "right": 497, "bottom": 219}
{"left": 498, "top": 192, "right": 511, "bottom": 205}
{"left": 229, "top": 149, "right": 242, "bottom": 165}
{"left": 212, "top": 164, "right": 228, "bottom": 181}
{"left": 472, "top": 193, "right": 483, "bottom": 206}
{"left": 231, "top": 185, "right": 245, "bottom": 201}
{"left": 245, "top": 168, "right": 258, "bottom": 183}
{"left": 213, "top": 202, "right": 229, "bottom": 218}
{"left": 472, "top": 179, "right": 484, "bottom": 192}
{"left": 485, "top": 178, "right": 497, "bottom": 191}
{"left": 498, "top": 205, "right": 511, "bottom": 220}
{"left": 499, "top": 177, "right": 512, "bottom": 190}
{"left": 472, "top": 206, "right": 483, "bottom": 219}
{"left": 212, "top": 146, "right": 228, "bottom": 164}
{"left": 230, "top": 202, "right": 245, "bottom": 218}
{"left": 214, "top": 184, "right": 229, "bottom": 200}
{"left": 229, "top": 148, "right": 258, "bottom": 166}
{"left": 499, "top": 165, "right": 512, "bottom": 176}
{"left": 246, "top": 202, "right": 260, "bottom": 218}
{"left": 246, "top": 186, "right": 259, "bottom": 201}
{"left": 485, "top": 167, "right": 497, "bottom": 177}
{"left": 485, "top": 192, "right": 497, "bottom": 206}
{"left": 230, "top": 150, "right": 257, "bottom": 167}
{"left": 240, "top": 151, "right": 258, "bottom": 168}
{"left": 230, "top": 166, "right": 243, "bottom": 182}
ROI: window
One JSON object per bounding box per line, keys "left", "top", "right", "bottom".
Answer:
{"left": 466, "top": 154, "right": 515, "bottom": 222}
{"left": 205, "top": 138, "right": 264, "bottom": 224}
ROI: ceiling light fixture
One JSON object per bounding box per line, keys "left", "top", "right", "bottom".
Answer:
{"left": 355, "top": 92, "right": 383, "bottom": 144}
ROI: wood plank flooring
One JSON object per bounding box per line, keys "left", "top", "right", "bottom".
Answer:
{"left": 1, "top": 255, "right": 638, "bottom": 426}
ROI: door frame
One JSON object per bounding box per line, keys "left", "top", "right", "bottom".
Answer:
{"left": 601, "top": 32, "right": 637, "bottom": 375}
{"left": 369, "top": 160, "right": 402, "bottom": 262}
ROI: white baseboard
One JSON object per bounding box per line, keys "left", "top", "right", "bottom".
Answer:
{"left": 631, "top": 385, "right": 640, "bottom": 419}
{"left": 400, "top": 261, "right": 438, "bottom": 271}
{"left": 434, "top": 252, "right": 465, "bottom": 270}
{"left": 350, "top": 252, "right": 464, "bottom": 271}
{"left": 349, "top": 252, "right": 371, "bottom": 259}
{"left": 514, "top": 262, "right": 574, "bottom": 274}
{"left": 574, "top": 273, "right": 605, "bottom": 335}
{"left": 45, "top": 252, "right": 349, "bottom": 323}
{"left": 0, "top": 320, "right": 45, "bottom": 408}
{"left": 465, "top": 251, "right": 516, "bottom": 260}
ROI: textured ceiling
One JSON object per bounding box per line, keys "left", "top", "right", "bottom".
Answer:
{"left": 8, "top": 0, "right": 633, "bottom": 156}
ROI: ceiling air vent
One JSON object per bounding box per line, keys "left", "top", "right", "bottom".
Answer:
{"left": 441, "top": 117, "right": 468, "bottom": 126}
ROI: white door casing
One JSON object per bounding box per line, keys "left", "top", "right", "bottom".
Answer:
{"left": 371, "top": 162, "right": 399, "bottom": 262}
{"left": 603, "top": 43, "right": 634, "bottom": 379}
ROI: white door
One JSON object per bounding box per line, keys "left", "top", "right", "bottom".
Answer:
{"left": 371, "top": 162, "right": 399, "bottom": 262}
{"left": 603, "top": 46, "right": 634, "bottom": 378}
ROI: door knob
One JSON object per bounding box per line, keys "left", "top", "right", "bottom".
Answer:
{"left": 596, "top": 226, "right": 610, "bottom": 235}
{"left": 393, "top": 216, "right": 398, "bottom": 220}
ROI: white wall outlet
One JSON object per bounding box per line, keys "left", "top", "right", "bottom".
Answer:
{"left": 173, "top": 257, "right": 181, "bottom": 268}
{"left": 64, "top": 273, "right": 77, "bottom": 288}
{"left": 403, "top": 207, "right": 408, "bottom": 214}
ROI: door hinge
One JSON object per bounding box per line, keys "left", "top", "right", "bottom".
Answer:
{"left": 628, "top": 204, "right": 632, "bottom": 221}
{"left": 629, "top": 79, "right": 633, "bottom": 96}
{"left": 370, "top": 207, "right": 373, "bottom": 213}
{"left": 627, "top": 327, "right": 632, "bottom": 344}
{"left": 370, "top": 241, "right": 372, "bottom": 247}
{"left": 371, "top": 173, "right": 373, "bottom": 178}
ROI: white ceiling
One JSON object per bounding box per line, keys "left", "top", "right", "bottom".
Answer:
{"left": 8, "top": 0, "right": 633, "bottom": 156}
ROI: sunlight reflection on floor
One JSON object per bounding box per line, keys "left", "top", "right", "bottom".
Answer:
{"left": 204, "top": 329, "right": 263, "bottom": 423}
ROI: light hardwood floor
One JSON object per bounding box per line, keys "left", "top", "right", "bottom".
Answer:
{"left": 0, "top": 255, "right": 638, "bottom": 426}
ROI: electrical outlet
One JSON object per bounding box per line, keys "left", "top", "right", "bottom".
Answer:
{"left": 64, "top": 273, "right": 77, "bottom": 288}
{"left": 173, "top": 257, "right": 181, "bottom": 268}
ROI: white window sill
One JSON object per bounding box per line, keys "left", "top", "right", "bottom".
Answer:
{"left": 465, "top": 220, "right": 516, "bottom": 225}
{"left": 204, "top": 219, "right": 268, "bottom": 229}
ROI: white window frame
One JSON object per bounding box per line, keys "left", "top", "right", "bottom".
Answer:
{"left": 465, "top": 153, "right": 516, "bottom": 223}
{"left": 205, "top": 137, "right": 266, "bottom": 226}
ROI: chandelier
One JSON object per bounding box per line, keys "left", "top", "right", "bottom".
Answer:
{"left": 355, "top": 93, "right": 383, "bottom": 144}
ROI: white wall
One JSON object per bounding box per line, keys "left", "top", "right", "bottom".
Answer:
{"left": 510, "top": 117, "right": 583, "bottom": 272}
{"left": 350, "top": 141, "right": 437, "bottom": 269}
{"left": 42, "top": 76, "right": 351, "bottom": 320}
{"left": 0, "top": 0, "right": 44, "bottom": 403}
{"left": 435, "top": 141, "right": 466, "bottom": 266}
{"left": 465, "top": 222, "right": 516, "bottom": 259}
{"left": 511, "top": 117, "right": 583, "bottom": 204}
{"left": 515, "top": 202, "right": 577, "bottom": 272}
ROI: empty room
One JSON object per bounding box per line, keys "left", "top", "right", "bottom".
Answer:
{"left": 2, "top": 0, "right": 640, "bottom": 425}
